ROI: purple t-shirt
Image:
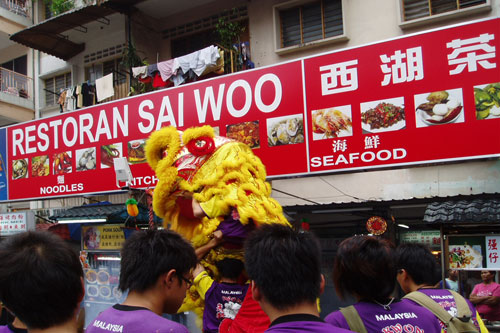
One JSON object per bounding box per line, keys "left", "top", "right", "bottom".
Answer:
{"left": 266, "top": 314, "right": 353, "bottom": 332}
{"left": 415, "top": 288, "right": 480, "bottom": 331}
{"left": 0, "top": 324, "right": 27, "bottom": 333}
{"left": 325, "top": 299, "right": 442, "bottom": 332}
{"left": 86, "top": 304, "right": 188, "bottom": 333}
{"left": 204, "top": 281, "right": 249, "bottom": 333}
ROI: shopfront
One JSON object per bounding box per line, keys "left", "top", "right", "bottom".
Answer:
{"left": 0, "top": 16, "right": 498, "bottom": 323}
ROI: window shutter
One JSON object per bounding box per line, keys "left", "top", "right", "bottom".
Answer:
{"left": 403, "top": 0, "right": 430, "bottom": 20}
{"left": 44, "top": 78, "right": 54, "bottom": 106}
{"left": 324, "top": 0, "right": 343, "bottom": 38}
{"left": 459, "top": 0, "right": 487, "bottom": 8}
{"left": 281, "top": 7, "right": 301, "bottom": 47}
{"left": 302, "top": 2, "right": 322, "bottom": 43}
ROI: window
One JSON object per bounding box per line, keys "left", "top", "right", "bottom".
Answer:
{"left": 402, "top": 0, "right": 488, "bottom": 21}
{"left": 44, "top": 73, "right": 71, "bottom": 107}
{"left": 278, "top": 0, "right": 343, "bottom": 49}
{"left": 1, "top": 55, "right": 27, "bottom": 75}
{"left": 85, "top": 58, "right": 126, "bottom": 87}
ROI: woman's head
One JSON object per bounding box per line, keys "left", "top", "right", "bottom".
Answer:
{"left": 481, "top": 270, "right": 496, "bottom": 283}
{"left": 333, "top": 235, "right": 396, "bottom": 302}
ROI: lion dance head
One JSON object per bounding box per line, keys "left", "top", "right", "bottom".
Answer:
{"left": 145, "top": 125, "right": 289, "bottom": 314}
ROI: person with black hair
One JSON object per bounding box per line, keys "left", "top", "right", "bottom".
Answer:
{"left": 245, "top": 224, "right": 352, "bottom": 332}
{"left": 396, "top": 243, "right": 484, "bottom": 332}
{"left": 325, "top": 235, "right": 442, "bottom": 332}
{"left": 470, "top": 270, "right": 500, "bottom": 321}
{"left": 0, "top": 231, "right": 84, "bottom": 333}
{"left": 86, "top": 229, "right": 197, "bottom": 333}
{"left": 193, "top": 258, "right": 249, "bottom": 332}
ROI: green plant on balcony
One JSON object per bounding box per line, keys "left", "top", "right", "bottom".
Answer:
{"left": 43, "top": 0, "right": 74, "bottom": 16}
{"left": 215, "top": 13, "right": 245, "bottom": 73}
{"left": 121, "top": 41, "right": 153, "bottom": 96}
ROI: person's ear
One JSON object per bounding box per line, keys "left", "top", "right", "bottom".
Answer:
{"left": 251, "top": 281, "right": 261, "bottom": 302}
{"left": 163, "top": 269, "right": 177, "bottom": 289}
{"left": 319, "top": 274, "right": 326, "bottom": 295}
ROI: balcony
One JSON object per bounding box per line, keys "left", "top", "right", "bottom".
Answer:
{"left": 0, "top": 0, "right": 31, "bottom": 19}
{"left": 0, "top": 67, "right": 32, "bottom": 100}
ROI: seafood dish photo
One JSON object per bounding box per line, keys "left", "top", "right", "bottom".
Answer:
{"left": 12, "top": 159, "right": 28, "bottom": 180}
{"left": 31, "top": 155, "right": 50, "bottom": 177}
{"left": 312, "top": 107, "right": 352, "bottom": 140}
{"left": 101, "top": 144, "right": 122, "bottom": 168}
{"left": 53, "top": 152, "right": 72, "bottom": 174}
{"left": 361, "top": 100, "right": 406, "bottom": 132}
{"left": 76, "top": 148, "right": 96, "bottom": 172}
{"left": 267, "top": 115, "right": 304, "bottom": 146}
{"left": 127, "top": 140, "right": 146, "bottom": 164}
{"left": 449, "top": 245, "right": 483, "bottom": 269}
{"left": 474, "top": 82, "right": 500, "bottom": 119}
{"left": 226, "top": 121, "right": 260, "bottom": 148}
{"left": 415, "top": 89, "right": 464, "bottom": 127}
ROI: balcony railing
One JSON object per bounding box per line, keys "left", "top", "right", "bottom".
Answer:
{"left": 0, "top": 0, "right": 31, "bottom": 19}
{"left": 0, "top": 67, "right": 32, "bottom": 100}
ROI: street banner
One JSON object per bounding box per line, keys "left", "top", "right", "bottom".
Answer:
{"left": 3, "top": 17, "right": 500, "bottom": 201}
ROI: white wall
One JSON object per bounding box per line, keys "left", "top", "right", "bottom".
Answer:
{"left": 272, "top": 160, "right": 500, "bottom": 206}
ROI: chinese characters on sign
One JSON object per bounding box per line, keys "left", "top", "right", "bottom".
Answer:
{"left": 0, "top": 212, "right": 26, "bottom": 236}
{"left": 2, "top": 18, "right": 500, "bottom": 201}
{"left": 82, "top": 225, "right": 125, "bottom": 250}
{"left": 486, "top": 236, "right": 500, "bottom": 269}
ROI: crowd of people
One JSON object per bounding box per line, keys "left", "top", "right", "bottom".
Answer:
{"left": 0, "top": 225, "right": 498, "bottom": 332}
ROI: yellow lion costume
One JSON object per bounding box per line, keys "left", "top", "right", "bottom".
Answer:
{"left": 145, "top": 125, "right": 289, "bottom": 315}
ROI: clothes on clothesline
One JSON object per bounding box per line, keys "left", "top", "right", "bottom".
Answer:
{"left": 132, "top": 45, "right": 224, "bottom": 88}
{"left": 57, "top": 82, "right": 97, "bottom": 113}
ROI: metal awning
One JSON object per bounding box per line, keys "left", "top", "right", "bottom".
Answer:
{"left": 49, "top": 202, "right": 162, "bottom": 225}
{"left": 423, "top": 198, "right": 500, "bottom": 224}
{"left": 9, "top": 0, "right": 145, "bottom": 60}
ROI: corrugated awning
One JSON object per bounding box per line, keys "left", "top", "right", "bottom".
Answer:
{"left": 49, "top": 202, "right": 162, "bottom": 225}
{"left": 423, "top": 198, "right": 500, "bottom": 224}
{"left": 9, "top": 0, "right": 145, "bottom": 60}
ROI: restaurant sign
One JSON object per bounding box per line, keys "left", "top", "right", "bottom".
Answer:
{"left": 1, "top": 18, "right": 499, "bottom": 201}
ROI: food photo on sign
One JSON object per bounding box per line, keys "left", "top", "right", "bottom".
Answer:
{"left": 360, "top": 97, "right": 406, "bottom": 133}
{"left": 31, "top": 155, "right": 50, "bottom": 177}
{"left": 76, "top": 147, "right": 96, "bottom": 171}
{"left": 448, "top": 236, "right": 486, "bottom": 269}
{"left": 311, "top": 105, "right": 353, "bottom": 140}
{"left": 226, "top": 121, "right": 260, "bottom": 148}
{"left": 474, "top": 82, "right": 500, "bottom": 120}
{"left": 267, "top": 114, "right": 304, "bottom": 146}
{"left": 414, "top": 88, "right": 464, "bottom": 128}
{"left": 100, "top": 143, "right": 122, "bottom": 169}
{"left": 52, "top": 151, "right": 73, "bottom": 174}
{"left": 12, "top": 158, "right": 28, "bottom": 180}
{"left": 127, "top": 139, "right": 147, "bottom": 164}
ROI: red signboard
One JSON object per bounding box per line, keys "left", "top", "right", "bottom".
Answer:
{"left": 4, "top": 18, "right": 500, "bottom": 201}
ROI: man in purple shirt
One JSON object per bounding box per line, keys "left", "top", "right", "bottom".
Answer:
{"left": 86, "top": 229, "right": 197, "bottom": 333}
{"left": 396, "top": 243, "right": 483, "bottom": 332}
{"left": 244, "top": 224, "right": 353, "bottom": 332}
{"left": 325, "top": 236, "right": 442, "bottom": 332}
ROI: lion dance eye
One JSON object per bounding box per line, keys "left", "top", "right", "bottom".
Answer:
{"left": 186, "top": 136, "right": 215, "bottom": 156}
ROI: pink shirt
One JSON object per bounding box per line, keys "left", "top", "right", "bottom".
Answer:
{"left": 471, "top": 282, "right": 500, "bottom": 321}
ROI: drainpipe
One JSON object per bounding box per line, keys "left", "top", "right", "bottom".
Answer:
{"left": 127, "top": 12, "right": 132, "bottom": 88}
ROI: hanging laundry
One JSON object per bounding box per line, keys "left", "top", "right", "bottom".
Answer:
{"left": 157, "top": 58, "right": 178, "bottom": 82}
{"left": 76, "top": 84, "right": 83, "bottom": 108}
{"left": 132, "top": 65, "right": 148, "bottom": 79}
{"left": 96, "top": 73, "right": 114, "bottom": 102}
